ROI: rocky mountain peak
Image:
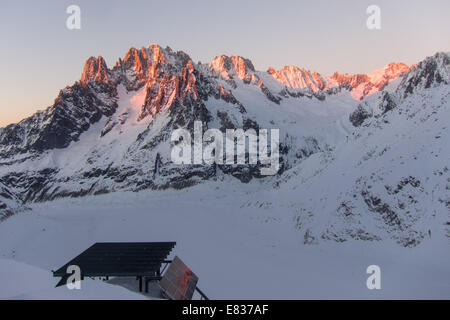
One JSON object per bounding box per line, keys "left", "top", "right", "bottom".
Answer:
{"left": 398, "top": 52, "right": 449, "bottom": 97}
{"left": 0, "top": 47, "right": 449, "bottom": 250}
{"left": 331, "top": 72, "right": 369, "bottom": 88}
{"left": 270, "top": 65, "right": 331, "bottom": 92}
{"left": 117, "top": 45, "right": 167, "bottom": 86}
{"left": 384, "top": 62, "right": 410, "bottom": 77}
{"left": 209, "top": 55, "right": 256, "bottom": 83}
{"left": 81, "top": 56, "right": 110, "bottom": 84}
{"left": 267, "top": 67, "right": 276, "bottom": 75}
{"left": 116, "top": 45, "right": 200, "bottom": 121}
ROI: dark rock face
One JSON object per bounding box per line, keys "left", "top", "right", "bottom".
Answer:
{"left": 399, "top": 52, "right": 449, "bottom": 97}
{"left": 209, "top": 55, "right": 255, "bottom": 82}
{"left": 362, "top": 190, "right": 403, "bottom": 229}
{"left": 0, "top": 45, "right": 204, "bottom": 158}
{"left": 349, "top": 104, "right": 372, "bottom": 127}
{"left": 81, "top": 56, "right": 110, "bottom": 84}
{"left": 360, "top": 174, "right": 427, "bottom": 248}
{"left": 1, "top": 168, "right": 58, "bottom": 202}
{"left": 0, "top": 181, "right": 25, "bottom": 221}
{"left": 331, "top": 62, "right": 410, "bottom": 99}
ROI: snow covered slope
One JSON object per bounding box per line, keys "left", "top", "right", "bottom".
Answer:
{"left": 0, "top": 258, "right": 146, "bottom": 299}
{"left": 0, "top": 47, "right": 448, "bottom": 246}
{"left": 278, "top": 54, "right": 450, "bottom": 247}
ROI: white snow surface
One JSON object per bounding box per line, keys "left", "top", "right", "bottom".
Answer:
{"left": 0, "top": 50, "right": 449, "bottom": 299}
{"left": 0, "top": 183, "right": 448, "bottom": 299}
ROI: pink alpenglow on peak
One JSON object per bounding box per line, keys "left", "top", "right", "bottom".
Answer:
{"left": 209, "top": 55, "right": 257, "bottom": 84}
{"left": 81, "top": 56, "right": 110, "bottom": 84}
{"left": 267, "top": 62, "right": 411, "bottom": 99}
{"left": 79, "top": 44, "right": 200, "bottom": 122}
{"left": 268, "top": 65, "right": 338, "bottom": 92}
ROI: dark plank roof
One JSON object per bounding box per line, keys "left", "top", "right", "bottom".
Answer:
{"left": 53, "top": 242, "right": 176, "bottom": 277}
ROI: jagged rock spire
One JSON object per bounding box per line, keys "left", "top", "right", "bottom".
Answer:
{"left": 81, "top": 56, "right": 110, "bottom": 84}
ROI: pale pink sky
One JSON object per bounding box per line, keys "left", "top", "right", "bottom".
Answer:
{"left": 1, "top": 0, "right": 449, "bottom": 127}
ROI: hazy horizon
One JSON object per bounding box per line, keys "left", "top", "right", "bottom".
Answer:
{"left": 1, "top": 0, "right": 449, "bottom": 127}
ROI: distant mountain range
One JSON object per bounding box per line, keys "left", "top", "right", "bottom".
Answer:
{"left": 0, "top": 44, "right": 448, "bottom": 247}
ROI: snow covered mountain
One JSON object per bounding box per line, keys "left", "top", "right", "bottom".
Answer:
{"left": 282, "top": 52, "right": 450, "bottom": 247}
{"left": 0, "top": 45, "right": 448, "bottom": 248}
